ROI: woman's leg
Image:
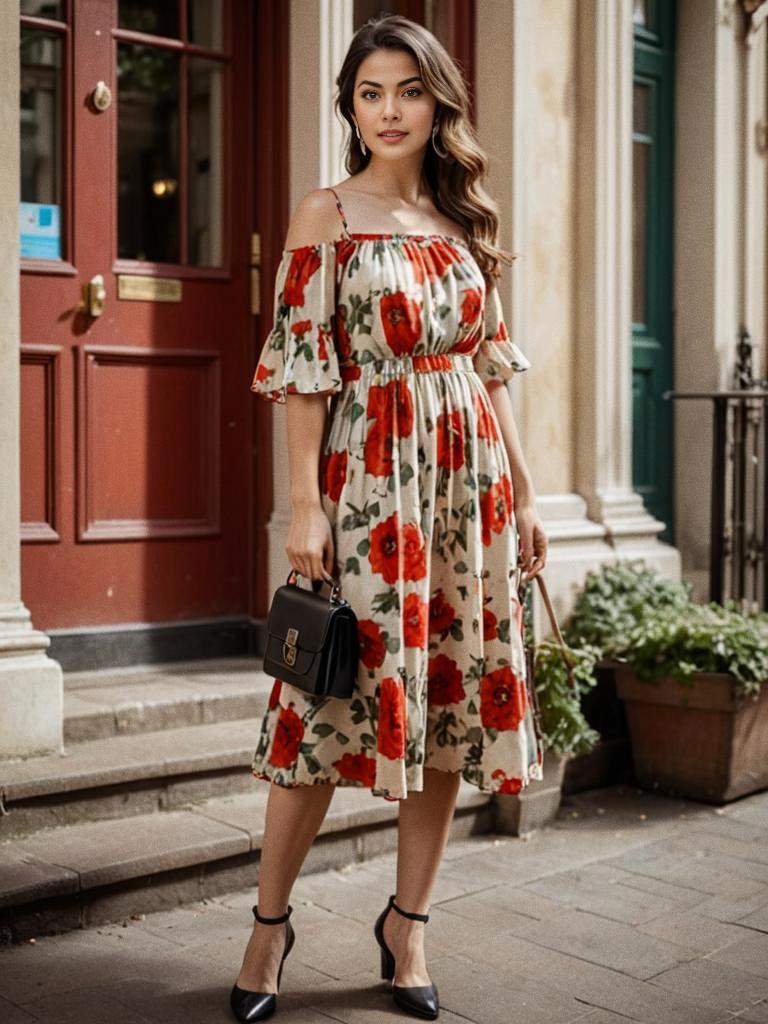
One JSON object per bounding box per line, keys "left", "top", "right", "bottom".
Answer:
{"left": 383, "top": 767, "right": 462, "bottom": 986}
{"left": 235, "top": 779, "right": 336, "bottom": 992}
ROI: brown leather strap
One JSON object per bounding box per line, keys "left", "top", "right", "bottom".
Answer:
{"left": 522, "top": 572, "right": 579, "bottom": 693}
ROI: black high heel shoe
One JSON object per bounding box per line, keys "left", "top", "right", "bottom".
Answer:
{"left": 374, "top": 893, "right": 439, "bottom": 1020}
{"left": 230, "top": 903, "right": 295, "bottom": 1023}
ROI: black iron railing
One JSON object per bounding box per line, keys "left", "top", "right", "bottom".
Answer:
{"left": 664, "top": 330, "right": 768, "bottom": 611}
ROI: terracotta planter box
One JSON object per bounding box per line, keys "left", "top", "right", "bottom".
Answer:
{"left": 615, "top": 666, "right": 768, "bottom": 803}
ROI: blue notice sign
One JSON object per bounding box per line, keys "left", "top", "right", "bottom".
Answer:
{"left": 20, "top": 202, "right": 62, "bottom": 259}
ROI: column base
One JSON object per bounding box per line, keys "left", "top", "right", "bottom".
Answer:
{"left": 0, "top": 603, "right": 63, "bottom": 761}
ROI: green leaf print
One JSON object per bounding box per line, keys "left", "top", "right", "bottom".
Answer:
{"left": 400, "top": 462, "right": 414, "bottom": 486}
{"left": 312, "top": 723, "right": 336, "bottom": 737}
{"left": 449, "top": 622, "right": 464, "bottom": 642}
{"left": 360, "top": 732, "right": 377, "bottom": 749}
{"left": 304, "top": 754, "right": 323, "bottom": 775}
{"left": 350, "top": 402, "right": 365, "bottom": 423}
{"left": 454, "top": 560, "right": 468, "bottom": 573}
{"left": 356, "top": 538, "right": 370, "bottom": 556}
{"left": 344, "top": 556, "right": 360, "bottom": 574}
{"left": 335, "top": 732, "right": 350, "bottom": 744}
{"left": 385, "top": 635, "right": 401, "bottom": 653}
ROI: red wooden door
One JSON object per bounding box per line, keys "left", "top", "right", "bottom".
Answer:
{"left": 20, "top": 0, "right": 253, "bottom": 631}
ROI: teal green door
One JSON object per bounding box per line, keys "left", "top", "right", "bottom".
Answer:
{"left": 632, "top": 0, "right": 676, "bottom": 543}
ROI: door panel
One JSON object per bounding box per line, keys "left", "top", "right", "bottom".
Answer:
{"left": 631, "top": 0, "right": 675, "bottom": 542}
{"left": 20, "top": 0, "right": 253, "bottom": 629}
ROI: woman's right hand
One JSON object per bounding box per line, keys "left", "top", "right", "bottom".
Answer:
{"left": 285, "top": 500, "right": 336, "bottom": 582}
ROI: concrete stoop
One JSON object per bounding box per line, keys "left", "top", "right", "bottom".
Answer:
{"left": 0, "top": 657, "right": 562, "bottom": 944}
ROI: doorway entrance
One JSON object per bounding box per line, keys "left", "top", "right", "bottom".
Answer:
{"left": 19, "top": 1, "right": 256, "bottom": 661}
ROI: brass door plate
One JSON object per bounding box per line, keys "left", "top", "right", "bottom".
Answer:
{"left": 118, "top": 276, "right": 182, "bottom": 302}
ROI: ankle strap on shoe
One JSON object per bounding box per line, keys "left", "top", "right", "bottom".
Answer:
{"left": 390, "top": 893, "right": 429, "bottom": 923}
{"left": 252, "top": 903, "right": 293, "bottom": 924}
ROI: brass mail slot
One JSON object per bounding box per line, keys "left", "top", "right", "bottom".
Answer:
{"left": 118, "top": 275, "right": 182, "bottom": 302}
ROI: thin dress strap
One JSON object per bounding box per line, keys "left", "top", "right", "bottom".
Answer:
{"left": 325, "top": 186, "right": 351, "bottom": 239}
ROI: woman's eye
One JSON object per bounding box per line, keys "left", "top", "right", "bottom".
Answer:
{"left": 361, "top": 88, "right": 423, "bottom": 100}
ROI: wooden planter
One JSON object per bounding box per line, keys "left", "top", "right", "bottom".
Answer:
{"left": 615, "top": 666, "right": 768, "bottom": 803}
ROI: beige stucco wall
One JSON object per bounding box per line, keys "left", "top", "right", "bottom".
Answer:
{"left": 476, "top": 0, "right": 577, "bottom": 499}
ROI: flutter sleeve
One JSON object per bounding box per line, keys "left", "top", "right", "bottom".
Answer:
{"left": 250, "top": 242, "right": 342, "bottom": 403}
{"left": 472, "top": 277, "right": 531, "bottom": 384}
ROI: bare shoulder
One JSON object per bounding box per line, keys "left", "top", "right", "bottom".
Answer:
{"left": 283, "top": 188, "right": 343, "bottom": 249}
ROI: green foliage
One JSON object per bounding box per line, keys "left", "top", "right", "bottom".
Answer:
{"left": 564, "top": 558, "right": 692, "bottom": 656}
{"left": 528, "top": 558, "right": 768, "bottom": 756}
{"left": 531, "top": 637, "right": 602, "bottom": 757}
{"left": 619, "top": 600, "right": 768, "bottom": 700}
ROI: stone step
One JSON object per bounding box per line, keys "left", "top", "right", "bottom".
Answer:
{"left": 0, "top": 780, "right": 494, "bottom": 943}
{"left": 62, "top": 656, "right": 271, "bottom": 742}
{"left": 0, "top": 716, "right": 274, "bottom": 839}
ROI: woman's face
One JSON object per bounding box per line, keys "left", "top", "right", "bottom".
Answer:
{"left": 352, "top": 48, "right": 437, "bottom": 162}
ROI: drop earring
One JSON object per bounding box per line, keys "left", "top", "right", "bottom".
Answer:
{"left": 431, "top": 121, "right": 448, "bottom": 159}
{"left": 354, "top": 121, "right": 367, "bottom": 157}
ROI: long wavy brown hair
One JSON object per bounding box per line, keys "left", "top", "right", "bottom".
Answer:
{"left": 333, "top": 13, "right": 517, "bottom": 284}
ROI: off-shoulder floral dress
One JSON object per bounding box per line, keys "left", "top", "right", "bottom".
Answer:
{"left": 249, "top": 187, "right": 544, "bottom": 801}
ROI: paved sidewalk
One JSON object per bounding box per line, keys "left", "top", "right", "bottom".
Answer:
{"left": 1, "top": 783, "right": 767, "bottom": 1024}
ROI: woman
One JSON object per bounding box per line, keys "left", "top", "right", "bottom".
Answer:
{"left": 232, "top": 13, "right": 548, "bottom": 1023}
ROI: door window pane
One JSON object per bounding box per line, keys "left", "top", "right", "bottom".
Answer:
{"left": 20, "top": 27, "right": 63, "bottom": 260}
{"left": 188, "top": 0, "right": 223, "bottom": 50}
{"left": 117, "top": 43, "right": 180, "bottom": 263}
{"left": 21, "top": 1, "right": 63, "bottom": 17}
{"left": 188, "top": 58, "right": 223, "bottom": 266}
{"left": 119, "top": 0, "right": 180, "bottom": 39}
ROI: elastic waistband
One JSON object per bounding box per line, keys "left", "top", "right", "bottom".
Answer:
{"left": 339, "top": 352, "right": 475, "bottom": 382}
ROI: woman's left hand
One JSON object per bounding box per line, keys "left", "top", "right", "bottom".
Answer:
{"left": 515, "top": 502, "right": 548, "bottom": 582}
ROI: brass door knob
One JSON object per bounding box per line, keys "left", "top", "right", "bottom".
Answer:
{"left": 79, "top": 273, "right": 106, "bottom": 317}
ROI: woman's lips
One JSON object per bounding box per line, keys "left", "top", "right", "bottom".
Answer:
{"left": 378, "top": 132, "right": 408, "bottom": 143}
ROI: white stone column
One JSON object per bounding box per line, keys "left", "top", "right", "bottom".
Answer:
{"left": 265, "top": 0, "right": 354, "bottom": 598}
{"left": 0, "top": 0, "right": 63, "bottom": 760}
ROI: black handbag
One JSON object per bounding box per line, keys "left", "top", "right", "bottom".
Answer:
{"left": 262, "top": 568, "right": 359, "bottom": 699}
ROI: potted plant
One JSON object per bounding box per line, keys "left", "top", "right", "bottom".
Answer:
{"left": 563, "top": 557, "right": 768, "bottom": 803}
{"left": 612, "top": 599, "right": 768, "bottom": 802}
{"left": 560, "top": 559, "right": 695, "bottom": 790}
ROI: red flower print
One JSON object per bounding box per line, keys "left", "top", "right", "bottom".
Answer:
{"left": 479, "top": 479, "right": 511, "bottom": 546}
{"left": 377, "top": 676, "right": 407, "bottom": 760}
{"left": 492, "top": 768, "right": 523, "bottom": 794}
{"left": 317, "top": 324, "right": 332, "bottom": 361}
{"left": 483, "top": 607, "right": 498, "bottom": 641}
{"left": 336, "top": 238, "right": 357, "bottom": 270}
{"left": 479, "top": 666, "right": 527, "bottom": 731}
{"left": 269, "top": 705, "right": 304, "bottom": 768}
{"left": 253, "top": 362, "right": 273, "bottom": 385}
{"left": 427, "top": 654, "right": 466, "bottom": 705}
{"left": 365, "top": 419, "right": 392, "bottom": 478}
{"left": 320, "top": 449, "right": 347, "bottom": 502}
{"left": 358, "top": 618, "right": 387, "bottom": 669}
{"left": 364, "top": 381, "right": 414, "bottom": 477}
{"left": 404, "top": 239, "right": 463, "bottom": 283}
{"left": 369, "top": 512, "right": 426, "bottom": 584}
{"left": 474, "top": 390, "right": 500, "bottom": 442}
{"left": 501, "top": 473, "right": 513, "bottom": 516}
{"left": 435, "top": 409, "right": 465, "bottom": 470}
{"left": 370, "top": 512, "right": 400, "bottom": 584}
{"left": 380, "top": 291, "right": 422, "bottom": 356}
{"left": 283, "top": 247, "right": 322, "bottom": 306}
{"left": 291, "top": 319, "right": 312, "bottom": 336}
{"left": 461, "top": 288, "right": 483, "bottom": 329}
{"left": 333, "top": 751, "right": 377, "bottom": 785}
{"left": 429, "top": 590, "right": 456, "bottom": 633}
{"left": 402, "top": 522, "right": 427, "bottom": 582}
{"left": 336, "top": 306, "right": 352, "bottom": 362}
{"left": 403, "top": 592, "right": 428, "bottom": 647}
{"left": 268, "top": 679, "right": 281, "bottom": 710}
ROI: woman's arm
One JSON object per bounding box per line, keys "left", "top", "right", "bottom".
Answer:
{"left": 484, "top": 379, "right": 548, "bottom": 582}
{"left": 284, "top": 393, "right": 336, "bottom": 582}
